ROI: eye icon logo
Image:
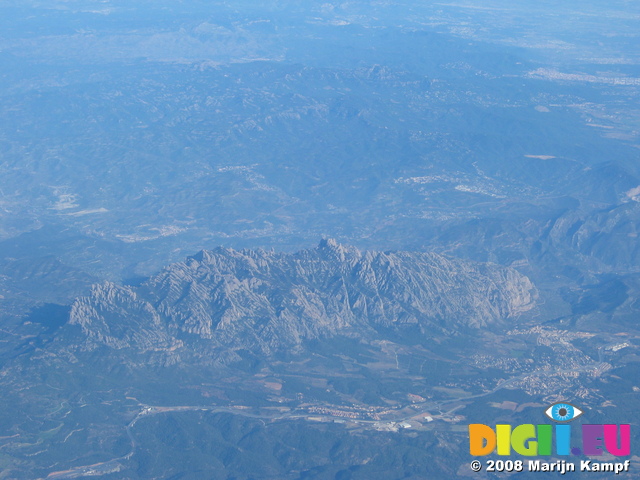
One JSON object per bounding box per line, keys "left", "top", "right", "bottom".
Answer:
{"left": 544, "top": 402, "right": 583, "bottom": 422}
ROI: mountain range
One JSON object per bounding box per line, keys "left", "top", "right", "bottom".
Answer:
{"left": 64, "top": 240, "right": 536, "bottom": 365}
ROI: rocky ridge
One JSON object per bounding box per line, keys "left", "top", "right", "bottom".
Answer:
{"left": 66, "top": 240, "right": 536, "bottom": 362}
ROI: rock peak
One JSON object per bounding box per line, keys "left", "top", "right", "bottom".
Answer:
{"left": 318, "top": 238, "right": 340, "bottom": 249}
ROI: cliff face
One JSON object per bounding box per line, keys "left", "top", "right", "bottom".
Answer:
{"left": 67, "top": 240, "right": 536, "bottom": 361}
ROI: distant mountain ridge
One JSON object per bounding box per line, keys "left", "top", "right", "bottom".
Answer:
{"left": 66, "top": 240, "right": 536, "bottom": 363}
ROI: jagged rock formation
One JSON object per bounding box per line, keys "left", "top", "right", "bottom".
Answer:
{"left": 67, "top": 240, "right": 536, "bottom": 362}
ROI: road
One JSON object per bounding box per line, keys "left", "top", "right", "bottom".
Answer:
{"left": 46, "top": 354, "right": 610, "bottom": 479}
